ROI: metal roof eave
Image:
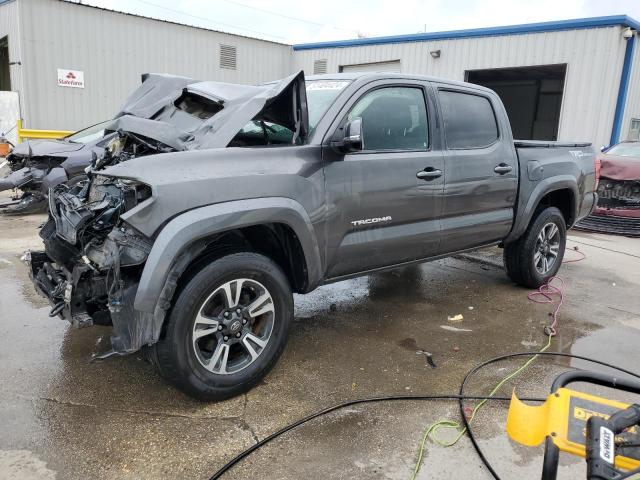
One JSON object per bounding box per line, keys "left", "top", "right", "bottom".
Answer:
{"left": 293, "top": 15, "right": 640, "bottom": 51}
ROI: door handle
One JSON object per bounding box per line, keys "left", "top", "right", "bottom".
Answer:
{"left": 494, "top": 163, "right": 513, "bottom": 175}
{"left": 416, "top": 168, "right": 443, "bottom": 180}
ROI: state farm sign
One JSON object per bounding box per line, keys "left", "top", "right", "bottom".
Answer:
{"left": 57, "top": 69, "right": 85, "bottom": 88}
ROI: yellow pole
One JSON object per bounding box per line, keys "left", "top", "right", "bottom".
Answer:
{"left": 16, "top": 119, "right": 74, "bottom": 143}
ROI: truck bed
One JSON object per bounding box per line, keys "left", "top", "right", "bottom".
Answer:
{"left": 505, "top": 140, "right": 597, "bottom": 242}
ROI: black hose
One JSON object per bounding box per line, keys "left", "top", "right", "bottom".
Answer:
{"left": 208, "top": 352, "right": 640, "bottom": 480}
{"left": 458, "top": 352, "right": 640, "bottom": 480}
{"left": 207, "top": 394, "right": 544, "bottom": 480}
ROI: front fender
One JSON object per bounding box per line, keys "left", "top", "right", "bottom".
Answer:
{"left": 505, "top": 176, "right": 579, "bottom": 243}
{"left": 133, "top": 197, "right": 322, "bottom": 313}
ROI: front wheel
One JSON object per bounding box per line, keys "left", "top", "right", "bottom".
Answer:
{"left": 153, "top": 252, "right": 293, "bottom": 401}
{"left": 504, "top": 207, "right": 566, "bottom": 288}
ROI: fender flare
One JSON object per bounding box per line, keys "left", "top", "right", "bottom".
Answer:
{"left": 505, "top": 176, "right": 579, "bottom": 244}
{"left": 133, "top": 197, "right": 322, "bottom": 313}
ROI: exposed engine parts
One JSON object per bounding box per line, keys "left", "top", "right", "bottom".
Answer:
{"left": 29, "top": 172, "right": 153, "bottom": 351}
{"left": 576, "top": 151, "right": 640, "bottom": 237}
{"left": 596, "top": 178, "right": 640, "bottom": 210}
{"left": 93, "top": 129, "right": 176, "bottom": 170}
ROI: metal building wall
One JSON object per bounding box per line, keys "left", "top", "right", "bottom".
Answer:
{"left": 293, "top": 27, "right": 628, "bottom": 147}
{"left": 0, "top": 0, "right": 25, "bottom": 116}
{"left": 16, "top": 0, "right": 293, "bottom": 130}
{"left": 621, "top": 35, "right": 640, "bottom": 141}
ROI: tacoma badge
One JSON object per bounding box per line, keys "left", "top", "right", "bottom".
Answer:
{"left": 350, "top": 216, "right": 392, "bottom": 227}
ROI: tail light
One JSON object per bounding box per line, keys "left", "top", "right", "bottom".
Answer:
{"left": 594, "top": 157, "right": 601, "bottom": 189}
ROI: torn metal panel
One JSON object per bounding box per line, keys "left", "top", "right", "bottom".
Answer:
{"left": 117, "top": 73, "right": 198, "bottom": 119}
{"left": 1, "top": 71, "right": 308, "bottom": 215}
{"left": 103, "top": 115, "right": 190, "bottom": 152}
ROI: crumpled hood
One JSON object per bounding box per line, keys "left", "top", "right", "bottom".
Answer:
{"left": 110, "top": 70, "right": 308, "bottom": 151}
{"left": 11, "top": 139, "right": 84, "bottom": 157}
{"left": 600, "top": 154, "right": 640, "bottom": 180}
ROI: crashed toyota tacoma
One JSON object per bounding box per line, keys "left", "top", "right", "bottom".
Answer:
{"left": 26, "top": 71, "right": 597, "bottom": 400}
{"left": 576, "top": 141, "right": 640, "bottom": 236}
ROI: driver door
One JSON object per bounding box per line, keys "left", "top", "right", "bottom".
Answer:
{"left": 322, "top": 80, "right": 445, "bottom": 279}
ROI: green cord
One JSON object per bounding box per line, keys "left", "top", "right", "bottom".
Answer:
{"left": 410, "top": 334, "right": 553, "bottom": 480}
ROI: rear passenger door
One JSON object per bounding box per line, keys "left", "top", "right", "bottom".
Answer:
{"left": 435, "top": 86, "right": 518, "bottom": 253}
{"left": 323, "top": 80, "right": 445, "bottom": 278}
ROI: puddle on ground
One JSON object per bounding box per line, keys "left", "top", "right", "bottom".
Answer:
{"left": 0, "top": 450, "right": 57, "bottom": 480}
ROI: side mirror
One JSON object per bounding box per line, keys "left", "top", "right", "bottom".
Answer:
{"left": 332, "top": 117, "right": 363, "bottom": 154}
{"left": 600, "top": 145, "right": 608, "bottom": 152}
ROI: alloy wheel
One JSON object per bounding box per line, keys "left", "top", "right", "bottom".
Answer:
{"left": 191, "top": 278, "right": 275, "bottom": 375}
{"left": 533, "top": 222, "right": 561, "bottom": 275}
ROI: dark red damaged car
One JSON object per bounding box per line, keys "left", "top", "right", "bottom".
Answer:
{"left": 577, "top": 141, "right": 640, "bottom": 236}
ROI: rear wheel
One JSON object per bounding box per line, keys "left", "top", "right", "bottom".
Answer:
{"left": 504, "top": 207, "right": 566, "bottom": 288}
{"left": 153, "top": 252, "right": 293, "bottom": 401}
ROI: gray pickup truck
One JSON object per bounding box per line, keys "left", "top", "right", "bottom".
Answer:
{"left": 26, "top": 71, "right": 597, "bottom": 400}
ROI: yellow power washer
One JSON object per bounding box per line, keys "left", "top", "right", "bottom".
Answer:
{"left": 507, "top": 371, "right": 640, "bottom": 480}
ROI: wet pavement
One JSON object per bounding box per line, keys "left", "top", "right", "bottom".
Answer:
{"left": 0, "top": 206, "right": 639, "bottom": 480}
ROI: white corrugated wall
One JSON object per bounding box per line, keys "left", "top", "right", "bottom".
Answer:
{"left": 0, "top": 0, "right": 25, "bottom": 122}
{"left": 16, "top": 0, "right": 293, "bottom": 130}
{"left": 620, "top": 34, "right": 640, "bottom": 142}
{"left": 293, "top": 27, "right": 629, "bottom": 147}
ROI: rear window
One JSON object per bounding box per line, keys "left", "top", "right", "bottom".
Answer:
{"left": 439, "top": 90, "right": 499, "bottom": 149}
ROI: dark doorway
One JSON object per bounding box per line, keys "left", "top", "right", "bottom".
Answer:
{"left": 466, "top": 64, "right": 566, "bottom": 140}
{"left": 0, "top": 36, "right": 10, "bottom": 91}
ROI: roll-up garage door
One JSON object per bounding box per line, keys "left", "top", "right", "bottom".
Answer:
{"left": 340, "top": 60, "right": 401, "bottom": 73}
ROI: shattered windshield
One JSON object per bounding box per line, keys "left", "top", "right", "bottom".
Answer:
{"left": 306, "top": 80, "right": 350, "bottom": 130}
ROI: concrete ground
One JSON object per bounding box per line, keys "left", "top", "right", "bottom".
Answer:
{"left": 0, "top": 203, "right": 639, "bottom": 480}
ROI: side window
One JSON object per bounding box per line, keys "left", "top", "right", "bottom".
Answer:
{"left": 346, "top": 86, "right": 428, "bottom": 151}
{"left": 439, "top": 90, "right": 499, "bottom": 149}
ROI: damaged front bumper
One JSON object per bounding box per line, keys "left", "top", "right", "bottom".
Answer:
{"left": 25, "top": 177, "right": 161, "bottom": 355}
{"left": 576, "top": 177, "right": 640, "bottom": 236}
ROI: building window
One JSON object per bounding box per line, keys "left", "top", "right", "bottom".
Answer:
{"left": 313, "top": 59, "right": 327, "bottom": 74}
{"left": 219, "top": 44, "right": 237, "bottom": 70}
{"left": 630, "top": 118, "right": 640, "bottom": 141}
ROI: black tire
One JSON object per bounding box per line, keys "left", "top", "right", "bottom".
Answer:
{"left": 153, "top": 252, "right": 293, "bottom": 401}
{"left": 504, "top": 207, "right": 566, "bottom": 288}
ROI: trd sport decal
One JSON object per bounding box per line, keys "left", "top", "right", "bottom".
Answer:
{"left": 350, "top": 216, "right": 392, "bottom": 227}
